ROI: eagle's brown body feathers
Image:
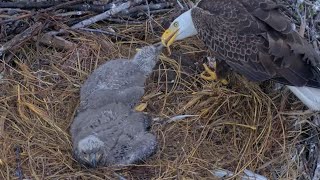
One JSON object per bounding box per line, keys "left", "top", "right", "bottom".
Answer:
{"left": 192, "top": 0, "right": 320, "bottom": 88}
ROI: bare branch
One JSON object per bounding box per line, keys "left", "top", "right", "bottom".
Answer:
{"left": 36, "top": 33, "right": 76, "bottom": 50}
{"left": 71, "top": 1, "right": 141, "bottom": 29}
{"left": 0, "top": 1, "right": 60, "bottom": 9}
{"left": 0, "top": 22, "right": 43, "bottom": 57}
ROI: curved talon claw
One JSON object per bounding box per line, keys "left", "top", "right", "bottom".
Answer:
{"left": 201, "top": 63, "right": 229, "bottom": 85}
{"left": 201, "top": 63, "right": 217, "bottom": 80}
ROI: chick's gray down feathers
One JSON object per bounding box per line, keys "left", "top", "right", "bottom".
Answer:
{"left": 192, "top": 0, "right": 320, "bottom": 88}
{"left": 70, "top": 44, "right": 163, "bottom": 167}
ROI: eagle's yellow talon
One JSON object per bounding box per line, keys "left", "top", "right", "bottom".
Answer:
{"left": 202, "top": 63, "right": 218, "bottom": 81}
{"left": 201, "top": 63, "right": 228, "bottom": 85}
{"left": 200, "top": 71, "right": 216, "bottom": 80}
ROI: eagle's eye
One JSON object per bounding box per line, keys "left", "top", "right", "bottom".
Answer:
{"left": 173, "top": 22, "right": 179, "bottom": 28}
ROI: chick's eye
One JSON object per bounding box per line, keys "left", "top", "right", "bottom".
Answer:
{"left": 173, "top": 22, "right": 179, "bottom": 27}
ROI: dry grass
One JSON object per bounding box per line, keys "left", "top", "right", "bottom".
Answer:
{"left": 0, "top": 14, "right": 318, "bottom": 180}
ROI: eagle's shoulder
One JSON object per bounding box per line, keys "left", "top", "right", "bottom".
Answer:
{"left": 190, "top": 0, "right": 320, "bottom": 87}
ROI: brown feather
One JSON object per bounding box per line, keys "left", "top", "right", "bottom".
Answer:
{"left": 192, "top": 0, "right": 320, "bottom": 88}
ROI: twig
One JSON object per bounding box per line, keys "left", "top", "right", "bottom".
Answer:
{"left": 14, "top": 146, "right": 23, "bottom": 180}
{"left": 55, "top": 11, "right": 88, "bottom": 17}
{"left": 78, "top": 27, "right": 128, "bottom": 40}
{"left": 311, "top": 114, "right": 320, "bottom": 180}
{"left": 41, "top": 1, "right": 145, "bottom": 44}
{"left": 0, "top": 111, "right": 7, "bottom": 137}
{"left": 0, "top": 22, "right": 43, "bottom": 57}
{"left": 36, "top": 33, "right": 76, "bottom": 50}
{"left": 39, "top": 0, "right": 146, "bottom": 48}
{"left": 176, "top": 0, "right": 185, "bottom": 10}
{"left": 105, "top": 18, "right": 142, "bottom": 24}
{"left": 145, "top": 0, "right": 154, "bottom": 35}
{"left": 71, "top": 1, "right": 142, "bottom": 29}
{"left": 144, "top": 9, "right": 172, "bottom": 15}
{"left": 0, "top": 8, "right": 30, "bottom": 14}
{"left": 114, "top": 172, "right": 127, "bottom": 180}
{"left": 0, "top": 13, "right": 32, "bottom": 25}
{"left": 167, "top": 114, "right": 199, "bottom": 123}
{"left": 40, "top": 0, "right": 85, "bottom": 12}
{"left": 313, "top": 147, "right": 320, "bottom": 180}
{"left": 0, "top": 0, "right": 87, "bottom": 13}
{"left": 211, "top": 168, "right": 267, "bottom": 180}
{"left": 64, "top": 3, "right": 116, "bottom": 13}
{"left": 153, "top": 114, "right": 199, "bottom": 125}
{"left": 120, "top": 2, "right": 173, "bottom": 16}
{"left": 0, "top": 1, "right": 60, "bottom": 9}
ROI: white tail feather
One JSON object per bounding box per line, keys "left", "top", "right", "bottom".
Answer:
{"left": 287, "top": 86, "right": 320, "bottom": 111}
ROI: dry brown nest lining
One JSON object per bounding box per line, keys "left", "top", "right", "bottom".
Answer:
{"left": 0, "top": 10, "right": 319, "bottom": 180}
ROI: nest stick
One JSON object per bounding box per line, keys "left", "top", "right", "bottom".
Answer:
{"left": 71, "top": 0, "right": 143, "bottom": 29}
{"left": 0, "top": 22, "right": 43, "bottom": 57}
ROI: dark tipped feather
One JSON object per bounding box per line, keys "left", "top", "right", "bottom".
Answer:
{"left": 192, "top": 0, "right": 320, "bottom": 88}
{"left": 253, "top": 9, "right": 293, "bottom": 34}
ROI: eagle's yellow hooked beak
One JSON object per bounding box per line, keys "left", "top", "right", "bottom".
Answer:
{"left": 161, "top": 26, "right": 179, "bottom": 47}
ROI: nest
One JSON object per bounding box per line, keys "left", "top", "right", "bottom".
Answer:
{"left": 0, "top": 0, "right": 320, "bottom": 179}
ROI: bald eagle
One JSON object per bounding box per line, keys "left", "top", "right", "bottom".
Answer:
{"left": 161, "top": 0, "right": 320, "bottom": 111}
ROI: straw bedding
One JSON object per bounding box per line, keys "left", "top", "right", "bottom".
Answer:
{"left": 0, "top": 4, "right": 319, "bottom": 180}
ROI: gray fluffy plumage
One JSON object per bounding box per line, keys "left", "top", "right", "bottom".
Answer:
{"left": 70, "top": 43, "right": 163, "bottom": 167}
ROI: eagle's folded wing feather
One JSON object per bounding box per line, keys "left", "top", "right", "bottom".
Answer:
{"left": 192, "top": 0, "right": 320, "bottom": 88}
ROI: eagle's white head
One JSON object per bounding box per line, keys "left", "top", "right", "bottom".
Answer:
{"left": 161, "top": 9, "right": 198, "bottom": 47}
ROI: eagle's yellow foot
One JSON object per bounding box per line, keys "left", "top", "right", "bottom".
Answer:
{"left": 201, "top": 63, "right": 217, "bottom": 80}
{"left": 200, "top": 63, "right": 228, "bottom": 85}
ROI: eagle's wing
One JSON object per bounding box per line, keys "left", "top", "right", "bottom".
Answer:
{"left": 192, "top": 0, "right": 320, "bottom": 87}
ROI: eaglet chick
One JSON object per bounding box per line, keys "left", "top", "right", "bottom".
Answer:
{"left": 70, "top": 43, "right": 163, "bottom": 167}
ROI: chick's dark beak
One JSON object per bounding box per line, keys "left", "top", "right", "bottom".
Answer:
{"left": 153, "top": 42, "right": 164, "bottom": 52}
